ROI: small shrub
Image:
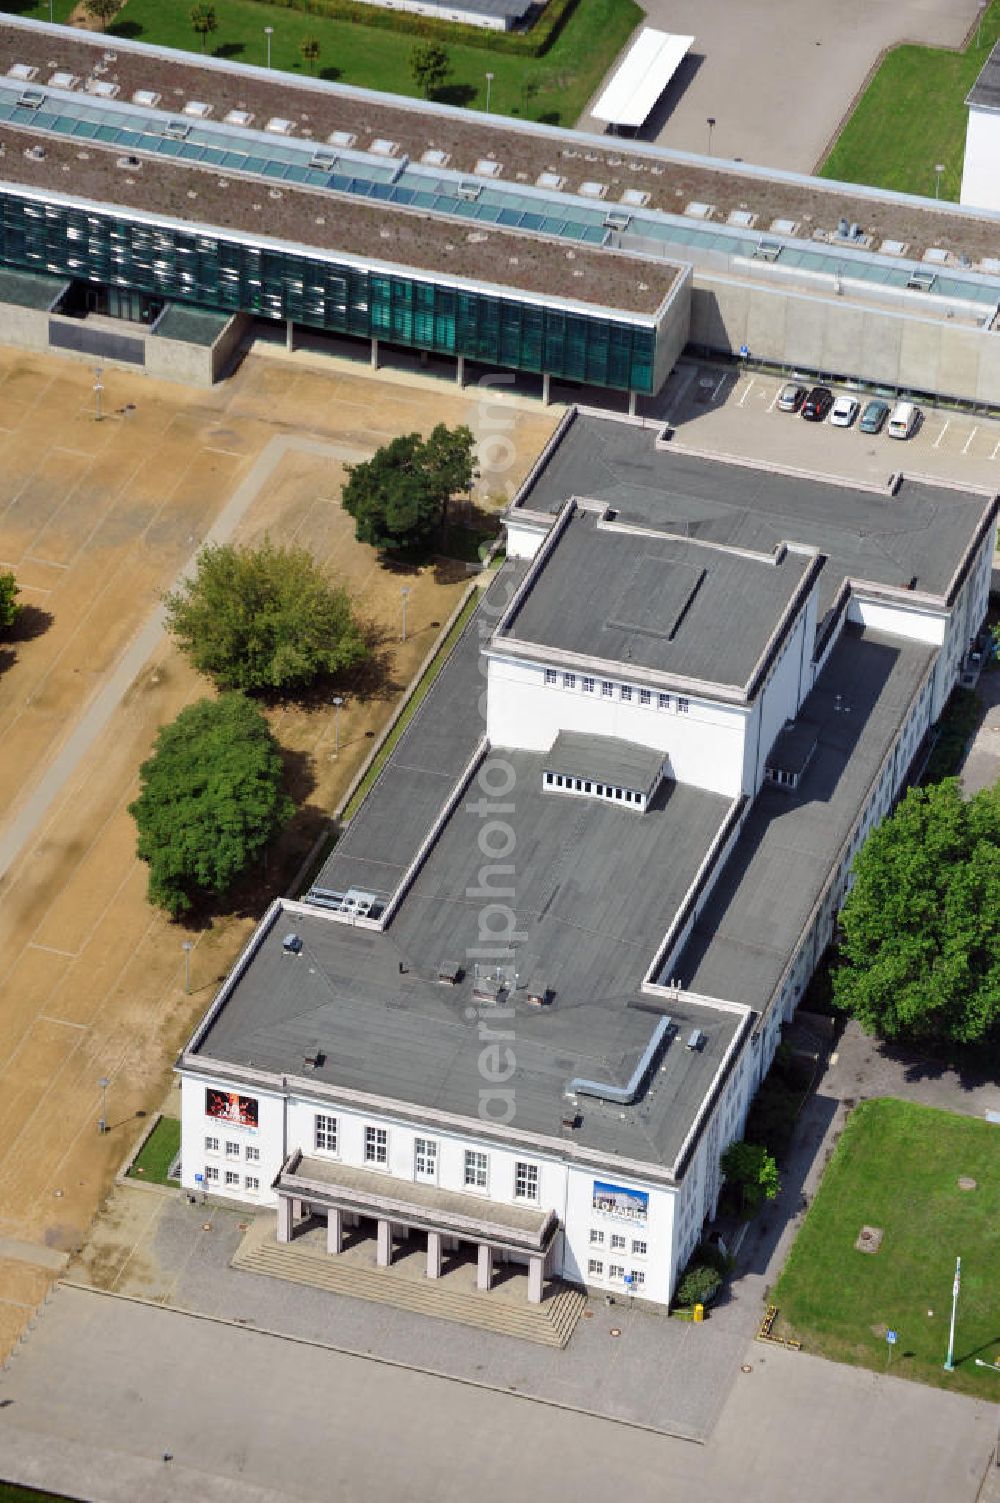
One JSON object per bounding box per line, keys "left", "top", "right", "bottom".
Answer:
{"left": 674, "top": 1263, "right": 722, "bottom": 1309}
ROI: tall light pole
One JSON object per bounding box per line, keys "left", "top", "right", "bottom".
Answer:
{"left": 97, "top": 1076, "right": 110, "bottom": 1135}
{"left": 485, "top": 71, "right": 494, "bottom": 113}
{"left": 264, "top": 25, "right": 274, "bottom": 68}
{"left": 934, "top": 162, "right": 945, "bottom": 200}
{"left": 400, "top": 586, "right": 411, "bottom": 643}
{"left": 707, "top": 117, "right": 716, "bottom": 155}
{"left": 944, "top": 1255, "right": 961, "bottom": 1371}
{"left": 332, "top": 695, "right": 344, "bottom": 756}
{"left": 182, "top": 940, "right": 193, "bottom": 995}
{"left": 977, "top": 0, "right": 987, "bottom": 48}
{"left": 93, "top": 364, "right": 104, "bottom": 423}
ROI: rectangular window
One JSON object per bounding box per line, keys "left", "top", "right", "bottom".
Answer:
{"left": 609, "top": 1263, "right": 625, "bottom": 1280}
{"left": 582, "top": 676, "right": 595, "bottom": 694}
{"left": 225, "top": 1141, "right": 240, "bottom": 1158}
{"left": 562, "top": 672, "right": 576, "bottom": 689}
{"left": 224, "top": 1170, "right": 240, "bottom": 1187}
{"left": 204, "top": 1164, "right": 219, "bottom": 1182}
{"left": 244, "top": 1175, "right": 260, "bottom": 1192}
{"left": 610, "top": 1233, "right": 626, "bottom": 1251}
{"left": 588, "top": 1258, "right": 604, "bottom": 1277}
{"left": 314, "top": 1114, "right": 338, "bottom": 1153}
{"left": 639, "top": 689, "right": 652, "bottom": 706}
{"left": 620, "top": 685, "right": 632, "bottom": 702}
{"left": 464, "top": 1149, "right": 488, "bottom": 1190}
{"left": 204, "top": 1136, "right": 219, "bottom": 1153}
{"left": 589, "top": 1229, "right": 605, "bottom": 1246}
{"left": 658, "top": 693, "right": 671, "bottom": 710}
{"left": 544, "top": 668, "right": 558, "bottom": 685}
{"left": 514, "top": 1161, "right": 539, "bottom": 1201}
{"left": 632, "top": 1239, "right": 648, "bottom": 1257}
{"left": 601, "top": 680, "right": 614, "bottom": 698}
{"left": 677, "top": 697, "right": 690, "bottom": 714}
{"left": 414, "top": 1137, "right": 438, "bottom": 1182}
{"left": 246, "top": 1145, "right": 260, "bottom": 1163}
{"left": 629, "top": 1269, "right": 646, "bottom": 1287}
{"left": 364, "top": 1125, "right": 388, "bottom": 1165}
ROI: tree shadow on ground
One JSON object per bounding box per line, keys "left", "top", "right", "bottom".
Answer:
{"left": 319, "top": 65, "right": 343, "bottom": 83}
{"left": 8, "top": 603, "right": 54, "bottom": 643}
{"left": 0, "top": 646, "right": 15, "bottom": 676}
{"left": 875, "top": 1033, "right": 1000, "bottom": 1089}
{"left": 213, "top": 42, "right": 246, "bottom": 61}
{"left": 435, "top": 84, "right": 477, "bottom": 109}
{"left": 109, "top": 21, "right": 143, "bottom": 39}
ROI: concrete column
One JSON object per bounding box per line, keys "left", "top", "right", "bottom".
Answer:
{"left": 371, "top": 336, "right": 379, "bottom": 370}
{"left": 477, "top": 1242, "right": 493, "bottom": 1292}
{"left": 286, "top": 318, "right": 295, "bottom": 353}
{"left": 377, "top": 1217, "right": 393, "bottom": 1267}
{"left": 628, "top": 389, "right": 638, "bottom": 418}
{"left": 456, "top": 354, "right": 465, "bottom": 388}
{"left": 326, "top": 1207, "right": 343, "bottom": 1255}
{"left": 426, "top": 1230, "right": 443, "bottom": 1280}
{"left": 528, "top": 1253, "right": 544, "bottom": 1305}
{"left": 276, "top": 1196, "right": 293, "bottom": 1244}
{"left": 542, "top": 371, "right": 551, "bottom": 405}
{"left": 292, "top": 1198, "right": 304, "bottom": 1221}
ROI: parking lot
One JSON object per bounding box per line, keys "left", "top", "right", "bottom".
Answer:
{"left": 659, "top": 363, "right": 1000, "bottom": 495}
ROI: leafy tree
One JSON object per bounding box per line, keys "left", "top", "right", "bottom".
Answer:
{"left": 409, "top": 42, "right": 451, "bottom": 100}
{"left": 129, "top": 693, "right": 294, "bottom": 917}
{"left": 720, "top": 1141, "right": 780, "bottom": 1214}
{"left": 85, "top": 0, "right": 120, "bottom": 28}
{"left": 674, "top": 1263, "right": 722, "bottom": 1309}
{"left": 833, "top": 778, "right": 1000, "bottom": 1044}
{"left": 341, "top": 425, "right": 476, "bottom": 552}
{"left": 164, "top": 539, "right": 366, "bottom": 694}
{"left": 299, "top": 35, "right": 321, "bottom": 74}
{"left": 0, "top": 571, "right": 18, "bottom": 632}
{"left": 190, "top": 3, "right": 218, "bottom": 50}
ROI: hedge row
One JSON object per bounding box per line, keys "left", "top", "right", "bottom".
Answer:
{"left": 244, "top": 0, "right": 580, "bottom": 57}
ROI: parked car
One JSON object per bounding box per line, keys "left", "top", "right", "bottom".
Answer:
{"left": 777, "top": 382, "right": 806, "bottom": 413}
{"left": 801, "top": 386, "right": 834, "bottom": 421}
{"left": 858, "top": 399, "right": 890, "bottom": 434}
{"left": 887, "top": 401, "right": 920, "bottom": 439}
{"left": 829, "top": 395, "right": 860, "bottom": 428}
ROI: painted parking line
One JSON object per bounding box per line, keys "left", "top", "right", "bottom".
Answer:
{"left": 933, "top": 420, "right": 950, "bottom": 449}
{"left": 712, "top": 373, "right": 726, "bottom": 403}
{"left": 767, "top": 387, "right": 781, "bottom": 412}
{"left": 992, "top": 439, "right": 1000, "bottom": 461}
{"left": 736, "top": 376, "right": 756, "bottom": 408}
{"left": 962, "top": 426, "right": 979, "bottom": 455}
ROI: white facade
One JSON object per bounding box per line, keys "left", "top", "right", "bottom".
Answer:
{"left": 961, "top": 105, "right": 1000, "bottom": 212}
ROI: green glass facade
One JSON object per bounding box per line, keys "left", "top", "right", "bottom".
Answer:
{"left": 0, "top": 192, "right": 656, "bottom": 392}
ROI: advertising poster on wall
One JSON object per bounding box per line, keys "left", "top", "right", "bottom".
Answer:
{"left": 592, "top": 1180, "right": 649, "bottom": 1222}
{"left": 205, "top": 1088, "right": 259, "bottom": 1132}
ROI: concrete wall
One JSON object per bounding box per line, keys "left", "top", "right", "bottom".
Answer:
{"left": 961, "top": 107, "right": 1000, "bottom": 213}
{"left": 689, "top": 273, "right": 1000, "bottom": 408}
{"left": 652, "top": 268, "right": 693, "bottom": 396}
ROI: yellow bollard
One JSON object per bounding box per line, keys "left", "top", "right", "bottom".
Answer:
{"left": 693, "top": 1303, "right": 704, "bottom": 1323}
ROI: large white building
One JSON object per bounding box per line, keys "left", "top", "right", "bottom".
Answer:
{"left": 962, "top": 41, "right": 1000, "bottom": 213}
{"left": 177, "top": 412, "right": 996, "bottom": 1308}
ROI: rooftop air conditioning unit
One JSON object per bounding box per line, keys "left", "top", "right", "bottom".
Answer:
{"left": 686, "top": 1028, "right": 706, "bottom": 1051}
{"left": 457, "top": 182, "right": 481, "bottom": 201}
{"left": 282, "top": 933, "right": 303, "bottom": 955}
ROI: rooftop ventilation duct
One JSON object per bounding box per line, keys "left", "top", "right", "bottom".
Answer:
{"left": 565, "top": 1016, "right": 672, "bottom": 1105}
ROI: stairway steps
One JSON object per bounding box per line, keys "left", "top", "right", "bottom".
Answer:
{"left": 232, "top": 1238, "right": 585, "bottom": 1347}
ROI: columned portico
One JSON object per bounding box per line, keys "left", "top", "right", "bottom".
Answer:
{"left": 376, "top": 1217, "right": 393, "bottom": 1267}
{"left": 326, "top": 1206, "right": 343, "bottom": 1254}
{"left": 426, "top": 1230, "right": 443, "bottom": 1279}
{"left": 476, "top": 1241, "right": 493, "bottom": 1292}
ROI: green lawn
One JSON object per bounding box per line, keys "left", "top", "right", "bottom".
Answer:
{"left": 5, "top": 0, "right": 641, "bottom": 128}
{"left": 126, "top": 1114, "right": 181, "bottom": 1185}
{"left": 771, "top": 1098, "right": 1000, "bottom": 1397}
{"left": 821, "top": 2, "right": 1000, "bottom": 200}
{"left": 0, "top": 1486, "right": 81, "bottom": 1503}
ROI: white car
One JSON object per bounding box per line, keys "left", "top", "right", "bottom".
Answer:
{"left": 887, "top": 401, "right": 920, "bottom": 439}
{"left": 829, "top": 395, "right": 860, "bottom": 428}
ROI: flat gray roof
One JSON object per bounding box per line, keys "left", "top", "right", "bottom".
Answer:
{"left": 0, "top": 266, "right": 67, "bottom": 310}
{"left": 671, "top": 624, "right": 934, "bottom": 1011}
{"left": 545, "top": 731, "right": 664, "bottom": 791}
{"left": 968, "top": 41, "right": 1000, "bottom": 110}
{"left": 501, "top": 505, "right": 814, "bottom": 692}
{"left": 515, "top": 413, "right": 990, "bottom": 622}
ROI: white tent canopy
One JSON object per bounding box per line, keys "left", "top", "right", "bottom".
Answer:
{"left": 591, "top": 29, "right": 694, "bottom": 129}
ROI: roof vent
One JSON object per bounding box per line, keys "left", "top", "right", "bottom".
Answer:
{"left": 86, "top": 79, "right": 120, "bottom": 99}
{"left": 8, "top": 63, "right": 38, "bottom": 82}
{"left": 48, "top": 72, "right": 80, "bottom": 91}
{"left": 684, "top": 201, "right": 716, "bottom": 220}
{"left": 457, "top": 181, "right": 482, "bottom": 202}
{"left": 328, "top": 130, "right": 357, "bottom": 148}
{"left": 309, "top": 150, "right": 337, "bottom": 171}
{"left": 474, "top": 158, "right": 502, "bottom": 177}
{"left": 473, "top": 974, "right": 507, "bottom": 1006}
{"left": 370, "top": 137, "right": 398, "bottom": 156}
{"left": 837, "top": 216, "right": 850, "bottom": 237}
{"left": 116, "top": 155, "right": 141, "bottom": 170}
{"left": 182, "top": 100, "right": 213, "bottom": 119}
{"left": 282, "top": 932, "right": 303, "bottom": 955}
{"left": 727, "top": 208, "right": 757, "bottom": 228}
{"left": 437, "top": 960, "right": 463, "bottom": 985}
{"left": 133, "top": 88, "right": 162, "bottom": 108}
{"left": 879, "top": 238, "right": 909, "bottom": 257}
{"left": 265, "top": 117, "right": 295, "bottom": 135}
{"left": 17, "top": 89, "right": 45, "bottom": 110}
{"left": 686, "top": 1028, "right": 706, "bottom": 1051}
{"left": 769, "top": 216, "right": 800, "bottom": 236}
{"left": 621, "top": 188, "right": 649, "bottom": 208}
{"left": 536, "top": 171, "right": 565, "bottom": 190}
{"left": 754, "top": 239, "right": 781, "bottom": 262}
{"left": 603, "top": 209, "right": 632, "bottom": 231}
{"left": 525, "top": 977, "right": 550, "bottom": 1007}
{"left": 25, "top": 144, "right": 46, "bottom": 161}
{"left": 224, "top": 108, "right": 254, "bottom": 127}
{"left": 162, "top": 119, "right": 190, "bottom": 140}
{"left": 579, "top": 181, "right": 608, "bottom": 199}
{"left": 302, "top": 1049, "right": 326, "bottom": 1070}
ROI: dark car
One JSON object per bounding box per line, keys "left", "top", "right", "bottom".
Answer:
{"left": 859, "top": 399, "right": 890, "bottom": 434}
{"left": 801, "top": 386, "right": 834, "bottom": 421}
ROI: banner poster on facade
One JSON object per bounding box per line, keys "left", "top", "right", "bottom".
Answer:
{"left": 205, "top": 1088, "right": 259, "bottom": 1132}
{"left": 592, "top": 1180, "right": 649, "bottom": 1222}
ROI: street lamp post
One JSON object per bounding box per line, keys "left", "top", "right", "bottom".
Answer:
{"left": 944, "top": 1255, "right": 961, "bottom": 1371}
{"left": 182, "top": 940, "right": 193, "bottom": 995}
{"left": 400, "top": 586, "right": 411, "bottom": 643}
{"left": 332, "top": 695, "right": 344, "bottom": 756}
{"left": 707, "top": 117, "right": 716, "bottom": 155}
{"left": 264, "top": 25, "right": 274, "bottom": 68}
{"left": 935, "top": 162, "right": 945, "bottom": 199}
{"left": 977, "top": 0, "right": 987, "bottom": 48}
{"left": 93, "top": 365, "right": 104, "bottom": 423}
{"left": 98, "top": 1076, "right": 110, "bottom": 1135}
{"left": 485, "top": 72, "right": 494, "bottom": 113}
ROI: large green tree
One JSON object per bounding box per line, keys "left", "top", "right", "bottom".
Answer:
{"left": 833, "top": 778, "right": 1000, "bottom": 1044}
{"left": 720, "top": 1141, "right": 780, "bottom": 1214}
{"left": 409, "top": 42, "right": 451, "bottom": 100}
{"left": 190, "top": 3, "right": 218, "bottom": 50}
{"left": 164, "top": 539, "right": 366, "bottom": 694}
{"left": 129, "top": 693, "right": 294, "bottom": 917}
{"left": 341, "top": 425, "right": 476, "bottom": 551}
{"left": 0, "top": 571, "right": 18, "bottom": 632}
{"left": 85, "top": 0, "right": 120, "bottom": 28}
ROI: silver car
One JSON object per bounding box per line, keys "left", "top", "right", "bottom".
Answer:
{"left": 777, "top": 382, "right": 806, "bottom": 413}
